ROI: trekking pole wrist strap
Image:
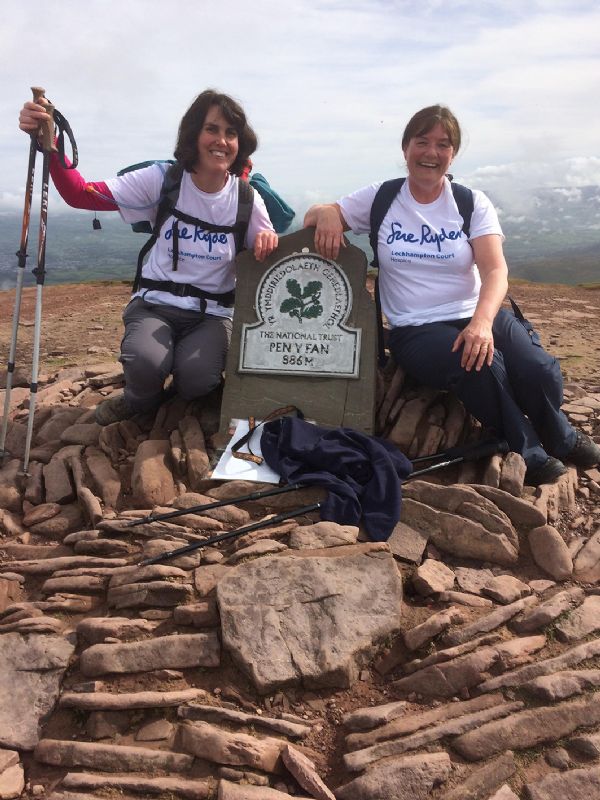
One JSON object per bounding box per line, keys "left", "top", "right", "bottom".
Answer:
{"left": 231, "top": 405, "right": 303, "bottom": 465}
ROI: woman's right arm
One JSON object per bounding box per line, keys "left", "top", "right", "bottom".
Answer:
{"left": 303, "top": 203, "right": 349, "bottom": 260}
{"left": 18, "top": 100, "right": 118, "bottom": 211}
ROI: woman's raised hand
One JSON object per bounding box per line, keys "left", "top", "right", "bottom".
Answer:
{"left": 304, "top": 203, "right": 347, "bottom": 260}
{"left": 253, "top": 230, "right": 278, "bottom": 262}
{"left": 19, "top": 99, "right": 52, "bottom": 135}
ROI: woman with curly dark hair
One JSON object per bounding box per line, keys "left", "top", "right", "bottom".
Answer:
{"left": 19, "top": 89, "right": 277, "bottom": 424}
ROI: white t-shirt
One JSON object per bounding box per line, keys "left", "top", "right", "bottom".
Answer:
{"left": 105, "top": 165, "right": 273, "bottom": 317}
{"left": 339, "top": 178, "right": 503, "bottom": 327}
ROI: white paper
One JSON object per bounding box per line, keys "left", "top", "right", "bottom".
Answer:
{"left": 211, "top": 419, "right": 281, "bottom": 484}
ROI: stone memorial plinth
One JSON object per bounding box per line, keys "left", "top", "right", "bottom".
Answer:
{"left": 220, "top": 228, "right": 376, "bottom": 434}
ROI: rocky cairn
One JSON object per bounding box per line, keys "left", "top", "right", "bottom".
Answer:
{"left": 1, "top": 359, "right": 600, "bottom": 799}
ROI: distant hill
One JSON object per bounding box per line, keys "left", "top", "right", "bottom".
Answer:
{"left": 505, "top": 242, "right": 599, "bottom": 284}
{"left": 494, "top": 184, "right": 600, "bottom": 283}
{"left": 1, "top": 182, "right": 598, "bottom": 288}
{"left": 0, "top": 211, "right": 140, "bottom": 289}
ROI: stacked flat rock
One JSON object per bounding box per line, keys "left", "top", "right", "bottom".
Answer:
{"left": 0, "top": 355, "right": 600, "bottom": 799}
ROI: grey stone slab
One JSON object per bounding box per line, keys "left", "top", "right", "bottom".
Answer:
{"left": 60, "top": 688, "right": 208, "bottom": 711}
{"left": 488, "top": 785, "right": 519, "bottom": 800}
{"left": 524, "top": 669, "right": 600, "bottom": 702}
{"left": 454, "top": 566, "right": 495, "bottom": 595}
{"left": 343, "top": 700, "right": 408, "bottom": 732}
{"left": 220, "top": 228, "right": 377, "bottom": 434}
{"left": 336, "top": 751, "right": 451, "bottom": 800}
{"left": 79, "top": 633, "right": 220, "bottom": 676}
{"left": 555, "top": 595, "right": 600, "bottom": 642}
{"left": 511, "top": 587, "right": 585, "bottom": 635}
{"left": 443, "top": 750, "right": 516, "bottom": 800}
{"left": 479, "top": 637, "right": 600, "bottom": 693}
{"left": 61, "top": 772, "right": 213, "bottom": 800}
{"left": 217, "top": 546, "right": 402, "bottom": 693}
{"left": 386, "top": 521, "right": 428, "bottom": 563}
{"left": 0, "top": 633, "right": 75, "bottom": 750}
{"left": 345, "top": 701, "right": 522, "bottom": 772}
{"left": 526, "top": 765, "right": 600, "bottom": 800}
{"left": 401, "top": 498, "right": 518, "bottom": 566}
{"left": 442, "top": 596, "right": 538, "bottom": 647}
{"left": 176, "top": 721, "right": 284, "bottom": 773}
{"left": 453, "top": 693, "right": 600, "bottom": 761}
{"left": 392, "top": 636, "right": 544, "bottom": 699}
{"left": 179, "top": 704, "right": 310, "bottom": 739}
{"left": 35, "top": 739, "right": 193, "bottom": 773}
{"left": 218, "top": 782, "right": 304, "bottom": 799}
{"left": 346, "top": 694, "right": 504, "bottom": 753}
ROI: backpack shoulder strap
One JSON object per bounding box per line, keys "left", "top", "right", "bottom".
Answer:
{"left": 156, "top": 162, "right": 185, "bottom": 229}
{"left": 369, "top": 178, "right": 406, "bottom": 269}
{"left": 234, "top": 179, "right": 254, "bottom": 253}
{"left": 369, "top": 178, "right": 405, "bottom": 368}
{"left": 132, "top": 162, "right": 185, "bottom": 292}
{"left": 449, "top": 181, "right": 474, "bottom": 238}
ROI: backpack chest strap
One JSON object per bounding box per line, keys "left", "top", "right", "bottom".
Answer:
{"left": 168, "top": 206, "right": 245, "bottom": 234}
{"left": 132, "top": 164, "right": 254, "bottom": 291}
{"left": 137, "top": 276, "right": 235, "bottom": 307}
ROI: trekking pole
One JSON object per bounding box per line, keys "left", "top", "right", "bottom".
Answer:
{"left": 135, "top": 440, "right": 508, "bottom": 566}
{"left": 411, "top": 438, "right": 504, "bottom": 465}
{"left": 124, "top": 482, "right": 305, "bottom": 528}
{"left": 138, "top": 502, "right": 321, "bottom": 566}
{"left": 408, "top": 438, "right": 509, "bottom": 479}
{"left": 0, "top": 136, "right": 38, "bottom": 462}
{"left": 21, "top": 87, "right": 57, "bottom": 476}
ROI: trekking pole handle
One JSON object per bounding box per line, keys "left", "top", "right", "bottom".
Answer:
{"left": 31, "top": 86, "right": 56, "bottom": 153}
{"left": 461, "top": 439, "right": 509, "bottom": 462}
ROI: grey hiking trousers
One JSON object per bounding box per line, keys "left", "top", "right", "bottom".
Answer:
{"left": 120, "top": 297, "right": 232, "bottom": 412}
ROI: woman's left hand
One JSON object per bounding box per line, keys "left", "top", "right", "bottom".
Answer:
{"left": 453, "top": 234, "right": 507, "bottom": 372}
{"left": 451, "top": 318, "right": 494, "bottom": 372}
{"left": 253, "top": 230, "right": 278, "bottom": 262}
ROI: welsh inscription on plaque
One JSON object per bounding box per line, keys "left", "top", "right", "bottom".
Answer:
{"left": 239, "top": 252, "right": 361, "bottom": 377}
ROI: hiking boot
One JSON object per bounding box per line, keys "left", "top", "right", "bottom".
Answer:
{"left": 525, "top": 456, "right": 567, "bottom": 486}
{"left": 95, "top": 393, "right": 135, "bottom": 426}
{"left": 566, "top": 431, "right": 600, "bottom": 469}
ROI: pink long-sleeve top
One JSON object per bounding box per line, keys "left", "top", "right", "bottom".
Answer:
{"left": 50, "top": 152, "right": 118, "bottom": 211}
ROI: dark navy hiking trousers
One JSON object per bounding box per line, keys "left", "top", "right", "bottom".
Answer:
{"left": 389, "top": 309, "right": 576, "bottom": 470}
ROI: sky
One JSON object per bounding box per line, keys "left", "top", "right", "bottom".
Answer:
{"left": 1, "top": 0, "right": 599, "bottom": 222}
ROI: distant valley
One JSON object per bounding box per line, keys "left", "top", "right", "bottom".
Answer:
{"left": 0, "top": 183, "right": 598, "bottom": 288}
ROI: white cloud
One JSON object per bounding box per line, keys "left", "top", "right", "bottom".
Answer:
{"left": 1, "top": 0, "right": 600, "bottom": 221}
{"left": 462, "top": 156, "right": 600, "bottom": 214}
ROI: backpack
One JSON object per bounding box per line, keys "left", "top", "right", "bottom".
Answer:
{"left": 368, "top": 176, "right": 474, "bottom": 365}
{"left": 249, "top": 172, "right": 295, "bottom": 233}
{"left": 118, "top": 160, "right": 254, "bottom": 308}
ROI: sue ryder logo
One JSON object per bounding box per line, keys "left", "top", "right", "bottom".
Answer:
{"left": 386, "top": 222, "right": 463, "bottom": 252}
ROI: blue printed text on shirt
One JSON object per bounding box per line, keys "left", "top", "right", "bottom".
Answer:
{"left": 164, "top": 225, "right": 228, "bottom": 253}
{"left": 387, "top": 222, "right": 462, "bottom": 253}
